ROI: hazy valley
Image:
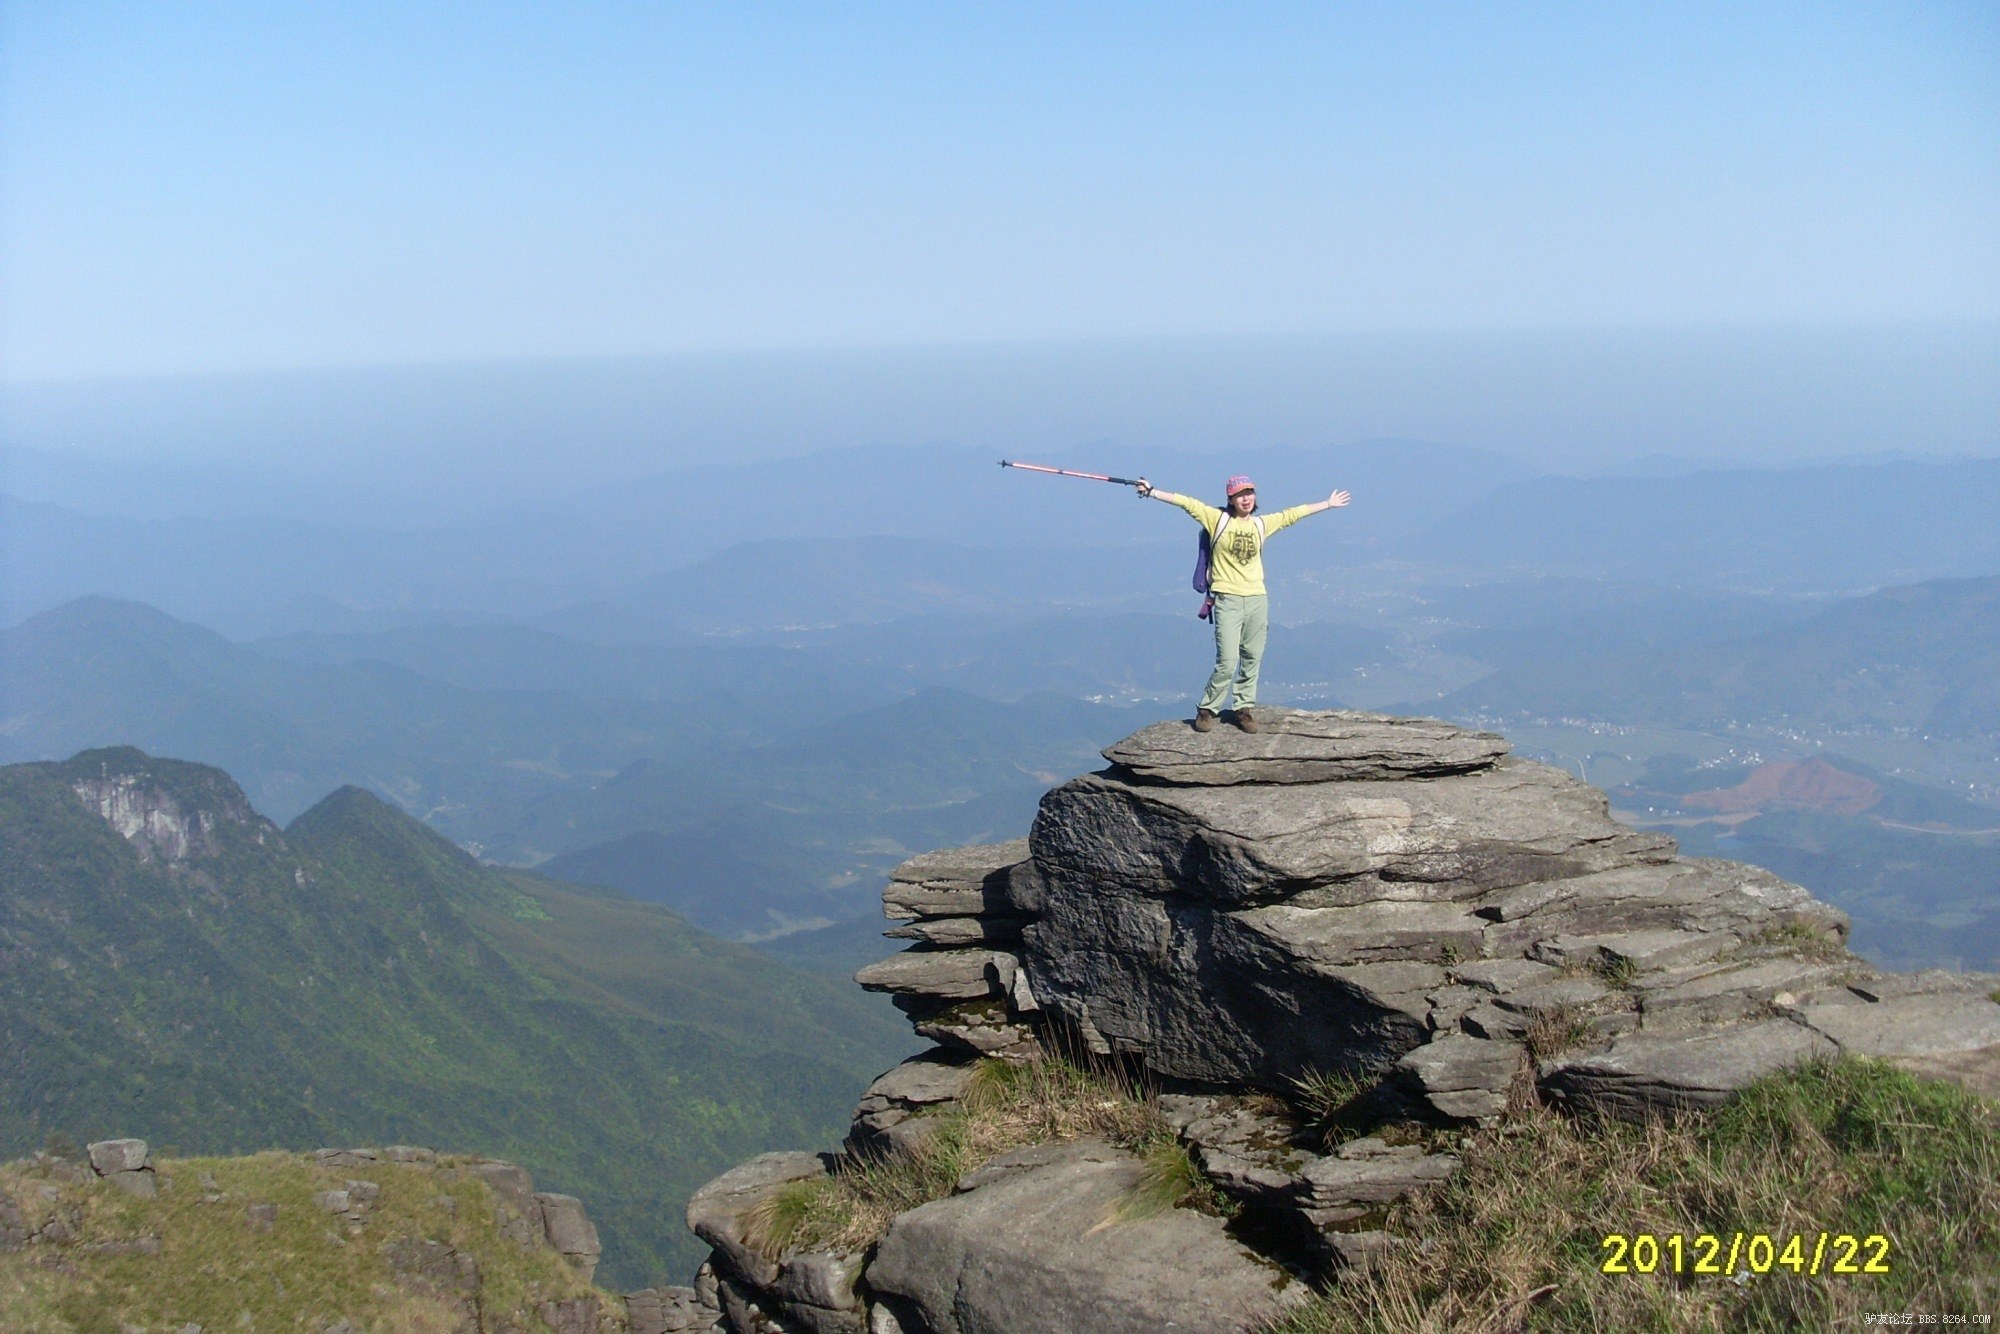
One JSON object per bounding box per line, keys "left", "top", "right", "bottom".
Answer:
{"left": 5, "top": 434, "right": 1998, "bottom": 1299}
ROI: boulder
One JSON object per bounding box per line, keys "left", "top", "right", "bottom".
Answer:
{"left": 1541, "top": 1018, "right": 1835, "bottom": 1118}
{"left": 1102, "top": 709, "right": 1509, "bottom": 784}
{"left": 910, "top": 1004, "right": 1041, "bottom": 1061}
{"left": 87, "top": 1139, "right": 150, "bottom": 1175}
{"left": 1637, "top": 958, "right": 1854, "bottom": 1031}
{"left": 1022, "top": 883, "right": 1439, "bottom": 1084}
{"left": 536, "top": 1193, "right": 603, "bottom": 1282}
{"left": 1845, "top": 969, "right": 2000, "bottom": 1003}
{"left": 1450, "top": 958, "right": 1561, "bottom": 993}
{"left": 686, "top": 1152, "right": 828, "bottom": 1290}
{"left": 462, "top": 1161, "right": 540, "bottom": 1246}
{"left": 773, "top": 1250, "right": 863, "bottom": 1311}
{"left": 855, "top": 949, "right": 1007, "bottom": 1001}
{"left": 1031, "top": 759, "right": 1674, "bottom": 908}
{"left": 1235, "top": 900, "right": 1489, "bottom": 967}
{"left": 850, "top": 1052, "right": 983, "bottom": 1154}
{"left": 1800, "top": 993, "right": 2000, "bottom": 1058}
{"left": 1478, "top": 858, "right": 1849, "bottom": 945}
{"left": 884, "top": 915, "right": 1027, "bottom": 947}
{"left": 867, "top": 1141, "right": 1307, "bottom": 1333}
{"left": 1529, "top": 928, "right": 1736, "bottom": 974}
{"left": 856, "top": 1053, "right": 979, "bottom": 1110}
{"left": 1157, "top": 1094, "right": 1313, "bottom": 1200}
{"left": 624, "top": 1286, "right": 722, "bottom": 1334}
{"left": 1296, "top": 1145, "right": 1460, "bottom": 1208}
{"left": 1395, "top": 1035, "right": 1523, "bottom": 1122}
{"left": 882, "top": 841, "right": 1030, "bottom": 920}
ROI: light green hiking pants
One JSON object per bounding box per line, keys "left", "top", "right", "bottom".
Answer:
{"left": 1200, "top": 592, "right": 1269, "bottom": 713}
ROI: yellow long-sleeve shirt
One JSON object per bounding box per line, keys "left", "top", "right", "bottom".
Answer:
{"left": 1167, "top": 495, "right": 1314, "bottom": 596}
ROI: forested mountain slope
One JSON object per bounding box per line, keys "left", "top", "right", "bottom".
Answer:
{"left": 0, "top": 748, "right": 912, "bottom": 1285}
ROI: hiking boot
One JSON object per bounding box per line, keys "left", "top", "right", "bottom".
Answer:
{"left": 1234, "top": 708, "right": 1259, "bottom": 733}
{"left": 1192, "top": 708, "right": 1219, "bottom": 732}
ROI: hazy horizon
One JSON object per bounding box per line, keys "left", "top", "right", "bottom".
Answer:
{"left": 5, "top": 322, "right": 1996, "bottom": 527}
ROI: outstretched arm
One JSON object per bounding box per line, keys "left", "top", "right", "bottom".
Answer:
{"left": 1305, "top": 487, "right": 1351, "bottom": 515}
{"left": 1135, "top": 479, "right": 1221, "bottom": 524}
{"left": 1262, "top": 487, "right": 1353, "bottom": 535}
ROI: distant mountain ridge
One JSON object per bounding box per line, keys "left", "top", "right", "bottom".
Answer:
{"left": 1411, "top": 457, "right": 2000, "bottom": 591}
{"left": 1445, "top": 574, "right": 2000, "bottom": 741}
{"left": 1, "top": 439, "right": 1526, "bottom": 634}
{"left": 0, "top": 747, "right": 912, "bottom": 1284}
{"left": 531, "top": 688, "right": 1136, "bottom": 936}
{"left": 0, "top": 596, "right": 707, "bottom": 832}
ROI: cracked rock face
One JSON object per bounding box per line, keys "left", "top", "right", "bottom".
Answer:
{"left": 684, "top": 709, "right": 2000, "bottom": 1334}
{"left": 1015, "top": 711, "right": 2000, "bottom": 1113}
{"left": 1031, "top": 759, "right": 1674, "bottom": 908}
{"left": 1101, "top": 708, "right": 1511, "bottom": 784}
{"left": 867, "top": 1141, "right": 1308, "bottom": 1334}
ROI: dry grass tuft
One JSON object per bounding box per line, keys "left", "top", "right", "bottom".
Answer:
{"left": 1265, "top": 1055, "right": 2000, "bottom": 1333}
{"left": 1738, "top": 922, "right": 1851, "bottom": 964}
{"left": 743, "top": 1052, "right": 1180, "bottom": 1259}
{"left": 1522, "top": 1004, "right": 1594, "bottom": 1062}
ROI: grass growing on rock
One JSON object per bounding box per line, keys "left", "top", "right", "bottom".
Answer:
{"left": 1522, "top": 1004, "right": 1594, "bottom": 1062}
{"left": 0, "top": 1150, "right": 604, "bottom": 1332}
{"left": 742, "top": 1053, "right": 1203, "bottom": 1257}
{"left": 1117, "top": 1138, "right": 1238, "bottom": 1224}
{"left": 1266, "top": 1056, "right": 1999, "bottom": 1332}
{"left": 1737, "top": 922, "right": 1852, "bottom": 965}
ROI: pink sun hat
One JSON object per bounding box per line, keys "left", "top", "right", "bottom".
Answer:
{"left": 1225, "top": 475, "right": 1255, "bottom": 496}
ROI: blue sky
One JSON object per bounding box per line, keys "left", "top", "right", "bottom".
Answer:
{"left": 4, "top": 1, "right": 1997, "bottom": 379}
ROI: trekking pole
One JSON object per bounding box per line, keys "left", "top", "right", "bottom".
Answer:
{"left": 998, "top": 460, "right": 1147, "bottom": 487}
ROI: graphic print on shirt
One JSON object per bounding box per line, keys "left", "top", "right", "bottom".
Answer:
{"left": 1226, "top": 526, "right": 1259, "bottom": 561}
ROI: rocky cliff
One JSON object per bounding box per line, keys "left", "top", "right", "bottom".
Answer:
{"left": 682, "top": 709, "right": 2000, "bottom": 1333}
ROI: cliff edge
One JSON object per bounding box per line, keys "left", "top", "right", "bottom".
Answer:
{"left": 683, "top": 709, "right": 2000, "bottom": 1333}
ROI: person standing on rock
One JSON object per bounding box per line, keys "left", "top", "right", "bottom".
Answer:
{"left": 1133, "top": 474, "right": 1351, "bottom": 733}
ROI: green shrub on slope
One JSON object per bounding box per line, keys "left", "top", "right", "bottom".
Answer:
{"left": 0, "top": 750, "right": 913, "bottom": 1287}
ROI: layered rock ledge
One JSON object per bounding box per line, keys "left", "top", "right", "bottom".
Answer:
{"left": 684, "top": 709, "right": 2000, "bottom": 1332}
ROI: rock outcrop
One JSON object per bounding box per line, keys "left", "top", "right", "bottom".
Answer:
{"left": 1, "top": 1139, "right": 658, "bottom": 1331}
{"left": 685, "top": 708, "right": 2000, "bottom": 1332}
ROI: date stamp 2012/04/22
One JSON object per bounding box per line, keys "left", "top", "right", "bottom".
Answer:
{"left": 1600, "top": 1232, "right": 1891, "bottom": 1277}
